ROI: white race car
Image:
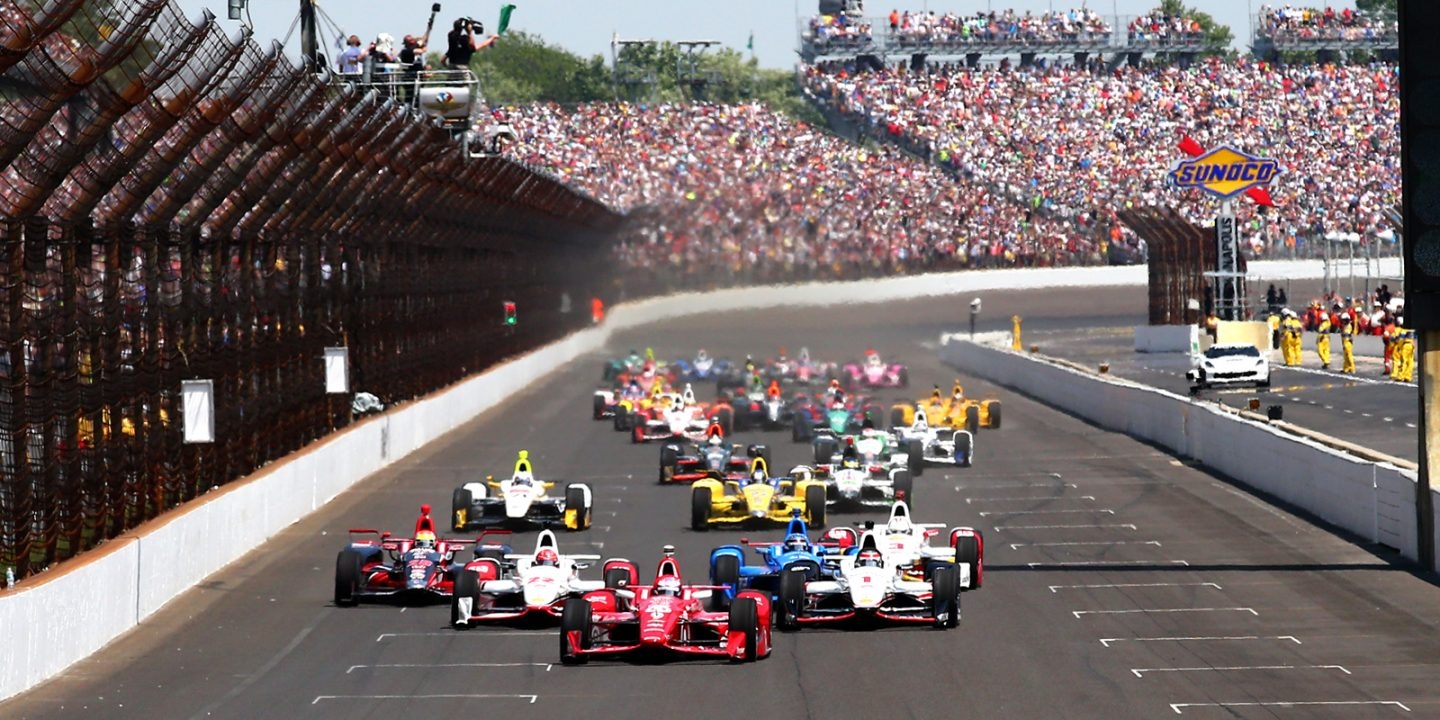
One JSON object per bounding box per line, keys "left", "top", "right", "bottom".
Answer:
{"left": 1187, "top": 343, "right": 1271, "bottom": 390}
{"left": 891, "top": 409, "right": 974, "bottom": 467}
{"left": 452, "top": 451, "right": 594, "bottom": 531}
{"left": 861, "top": 501, "right": 983, "bottom": 591}
{"left": 771, "top": 528, "right": 961, "bottom": 629}
{"left": 451, "top": 529, "right": 605, "bottom": 626}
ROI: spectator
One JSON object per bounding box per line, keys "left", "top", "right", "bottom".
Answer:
{"left": 337, "top": 35, "right": 364, "bottom": 74}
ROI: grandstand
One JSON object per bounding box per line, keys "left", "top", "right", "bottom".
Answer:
{"left": 800, "top": 1, "right": 1220, "bottom": 70}
{"left": 1251, "top": 5, "right": 1398, "bottom": 61}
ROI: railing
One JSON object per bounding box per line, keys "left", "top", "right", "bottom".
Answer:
{"left": 0, "top": 0, "right": 621, "bottom": 585}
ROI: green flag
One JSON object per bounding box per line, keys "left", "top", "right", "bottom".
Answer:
{"left": 498, "top": 4, "right": 516, "bottom": 34}
{"left": 746, "top": 31, "right": 753, "bottom": 51}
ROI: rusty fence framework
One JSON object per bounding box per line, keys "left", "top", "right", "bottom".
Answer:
{"left": 0, "top": 0, "right": 621, "bottom": 583}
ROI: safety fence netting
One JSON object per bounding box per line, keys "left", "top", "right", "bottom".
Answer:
{"left": 0, "top": 0, "right": 620, "bottom": 584}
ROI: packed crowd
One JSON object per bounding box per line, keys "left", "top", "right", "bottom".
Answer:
{"left": 807, "top": 14, "right": 875, "bottom": 51}
{"left": 888, "top": 8, "right": 1112, "bottom": 46}
{"left": 502, "top": 102, "right": 1107, "bottom": 288}
{"left": 1256, "top": 4, "right": 1396, "bottom": 42}
{"left": 802, "top": 56, "right": 1399, "bottom": 259}
{"left": 1125, "top": 9, "right": 1207, "bottom": 45}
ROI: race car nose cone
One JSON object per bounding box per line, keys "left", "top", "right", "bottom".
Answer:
{"left": 750, "top": 510, "right": 766, "bottom": 518}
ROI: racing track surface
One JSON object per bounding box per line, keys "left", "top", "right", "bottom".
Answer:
{"left": 5, "top": 286, "right": 1440, "bottom": 719}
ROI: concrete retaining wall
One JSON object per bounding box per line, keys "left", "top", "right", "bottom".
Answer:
{"left": 939, "top": 337, "right": 1423, "bottom": 564}
{"left": 0, "top": 258, "right": 1394, "bottom": 702}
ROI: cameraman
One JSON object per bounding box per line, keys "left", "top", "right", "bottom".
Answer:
{"left": 444, "top": 17, "right": 497, "bottom": 68}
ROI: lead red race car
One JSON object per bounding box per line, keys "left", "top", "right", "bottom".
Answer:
{"left": 333, "top": 504, "right": 508, "bottom": 606}
{"left": 559, "top": 546, "right": 772, "bottom": 664}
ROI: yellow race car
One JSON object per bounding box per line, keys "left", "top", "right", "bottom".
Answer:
{"left": 890, "top": 381, "right": 1001, "bottom": 434}
{"left": 690, "top": 457, "right": 829, "bottom": 531}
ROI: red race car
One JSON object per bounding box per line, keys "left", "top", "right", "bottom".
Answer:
{"left": 333, "top": 504, "right": 498, "bottom": 606}
{"left": 559, "top": 546, "right": 772, "bottom": 664}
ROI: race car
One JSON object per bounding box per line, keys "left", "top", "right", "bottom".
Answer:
{"left": 450, "top": 529, "right": 604, "bottom": 627}
{"left": 729, "top": 380, "right": 794, "bottom": 432}
{"left": 891, "top": 381, "right": 1001, "bottom": 434}
{"left": 629, "top": 387, "right": 729, "bottom": 443}
{"left": 770, "top": 528, "right": 961, "bottom": 630}
{"left": 865, "top": 501, "right": 983, "bottom": 592}
{"left": 790, "top": 390, "right": 885, "bottom": 443}
{"left": 841, "top": 349, "right": 909, "bottom": 389}
{"left": 812, "top": 426, "right": 922, "bottom": 476}
{"left": 559, "top": 546, "right": 773, "bottom": 664}
{"left": 602, "top": 349, "right": 647, "bottom": 382}
{"left": 690, "top": 457, "right": 829, "bottom": 530}
{"left": 801, "top": 438, "right": 916, "bottom": 511}
{"left": 707, "top": 510, "right": 844, "bottom": 602}
{"left": 451, "top": 450, "right": 594, "bottom": 531}
{"left": 890, "top": 408, "right": 974, "bottom": 467}
{"left": 658, "top": 424, "right": 771, "bottom": 484}
{"left": 772, "top": 346, "right": 838, "bottom": 386}
{"left": 334, "top": 504, "right": 486, "bottom": 606}
{"left": 671, "top": 349, "right": 734, "bottom": 382}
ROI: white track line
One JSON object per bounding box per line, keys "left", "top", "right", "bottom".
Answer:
{"left": 1135, "top": 664, "right": 1347, "bottom": 678}
{"left": 1050, "top": 582, "right": 1221, "bottom": 593}
{"left": 315, "top": 694, "right": 538, "bottom": 704}
{"left": 1171, "top": 700, "right": 1409, "bottom": 714}
{"left": 996, "top": 523, "right": 1137, "bottom": 531}
{"left": 1012, "top": 541, "right": 1161, "bottom": 549}
{"left": 1074, "top": 607, "right": 1256, "bottom": 618}
{"left": 967, "top": 496, "right": 1095, "bottom": 504}
{"left": 376, "top": 631, "right": 547, "bottom": 641}
{"left": 1029, "top": 560, "right": 1189, "bottom": 567}
{"left": 1101, "top": 635, "right": 1300, "bottom": 647}
{"left": 348, "top": 663, "right": 551, "bottom": 673}
{"left": 979, "top": 509, "right": 1114, "bottom": 517}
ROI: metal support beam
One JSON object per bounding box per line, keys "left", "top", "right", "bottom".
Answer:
{"left": 1421, "top": 331, "right": 1438, "bottom": 571}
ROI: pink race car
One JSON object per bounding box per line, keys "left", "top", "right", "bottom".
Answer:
{"left": 842, "top": 349, "right": 909, "bottom": 389}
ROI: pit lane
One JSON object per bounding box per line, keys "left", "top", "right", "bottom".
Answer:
{"left": 4, "top": 286, "right": 1439, "bottom": 719}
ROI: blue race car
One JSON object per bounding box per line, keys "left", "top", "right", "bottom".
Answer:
{"left": 671, "top": 349, "right": 734, "bottom": 382}
{"left": 707, "top": 510, "right": 857, "bottom": 601}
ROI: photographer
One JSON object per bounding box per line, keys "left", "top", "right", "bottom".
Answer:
{"left": 443, "top": 17, "right": 497, "bottom": 68}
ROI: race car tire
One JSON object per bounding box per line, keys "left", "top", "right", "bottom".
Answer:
{"left": 729, "top": 597, "right": 760, "bottom": 663}
{"left": 906, "top": 438, "right": 924, "bottom": 477}
{"left": 805, "top": 485, "right": 827, "bottom": 528}
{"left": 955, "top": 534, "right": 982, "bottom": 590}
{"left": 931, "top": 564, "right": 960, "bottom": 629}
{"left": 989, "top": 402, "right": 1002, "bottom": 429}
{"left": 714, "top": 407, "right": 734, "bottom": 437}
{"left": 334, "top": 549, "right": 362, "bottom": 607}
{"left": 451, "top": 487, "right": 474, "bottom": 531}
{"left": 890, "top": 407, "right": 906, "bottom": 430}
{"left": 791, "top": 415, "right": 812, "bottom": 443}
{"left": 892, "top": 470, "right": 913, "bottom": 505}
{"left": 565, "top": 484, "right": 590, "bottom": 531}
{"left": 592, "top": 394, "right": 606, "bottom": 420}
{"left": 691, "top": 487, "right": 712, "bottom": 531}
{"left": 965, "top": 405, "right": 981, "bottom": 435}
{"left": 712, "top": 554, "right": 741, "bottom": 597}
{"left": 777, "top": 566, "right": 805, "bottom": 632}
{"left": 955, "top": 433, "right": 973, "bottom": 468}
{"left": 560, "top": 597, "right": 592, "bottom": 665}
{"left": 812, "top": 437, "right": 837, "bottom": 466}
{"left": 898, "top": 368, "right": 909, "bottom": 388}
{"left": 659, "top": 444, "right": 680, "bottom": 484}
{"left": 451, "top": 569, "right": 480, "bottom": 628}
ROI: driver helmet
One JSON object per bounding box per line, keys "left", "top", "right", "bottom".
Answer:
{"left": 887, "top": 514, "right": 912, "bottom": 534}
{"left": 696, "top": 349, "right": 709, "bottom": 363}
{"left": 751, "top": 468, "right": 767, "bottom": 484}
{"left": 512, "top": 471, "right": 533, "bottom": 486}
{"left": 913, "top": 411, "right": 929, "bottom": 429}
{"left": 708, "top": 432, "right": 724, "bottom": 446}
{"left": 856, "top": 549, "right": 884, "bottom": 568}
{"left": 655, "top": 576, "right": 682, "bottom": 597}
{"left": 535, "top": 548, "right": 559, "bottom": 567}
{"left": 414, "top": 530, "right": 437, "bottom": 550}
{"left": 783, "top": 534, "right": 808, "bottom": 553}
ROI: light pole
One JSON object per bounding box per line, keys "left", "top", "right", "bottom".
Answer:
{"left": 970, "top": 298, "right": 982, "bottom": 339}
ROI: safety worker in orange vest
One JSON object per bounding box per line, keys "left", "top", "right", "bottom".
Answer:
{"left": 591, "top": 296, "right": 605, "bottom": 324}
{"left": 1340, "top": 312, "right": 1356, "bottom": 374}
{"left": 1314, "top": 313, "right": 1332, "bottom": 370}
{"left": 1266, "top": 311, "right": 1281, "bottom": 350}
{"left": 1281, "top": 309, "right": 1302, "bottom": 366}
{"left": 1203, "top": 313, "right": 1218, "bottom": 342}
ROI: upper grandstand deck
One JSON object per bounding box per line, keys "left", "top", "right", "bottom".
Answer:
{"left": 1250, "top": 6, "right": 1397, "bottom": 59}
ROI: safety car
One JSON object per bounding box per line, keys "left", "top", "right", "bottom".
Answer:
{"left": 1187, "top": 343, "right": 1271, "bottom": 390}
